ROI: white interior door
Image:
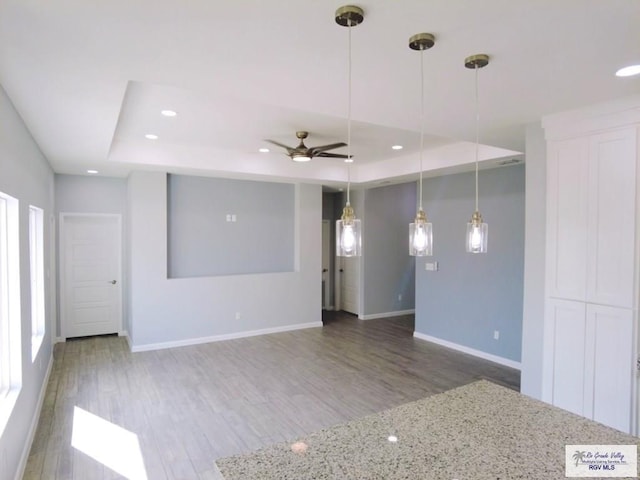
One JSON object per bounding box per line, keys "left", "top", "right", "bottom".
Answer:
{"left": 340, "top": 256, "right": 360, "bottom": 315}
{"left": 61, "top": 214, "right": 121, "bottom": 339}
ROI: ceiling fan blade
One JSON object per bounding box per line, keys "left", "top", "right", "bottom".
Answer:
{"left": 309, "top": 142, "right": 348, "bottom": 155}
{"left": 316, "top": 152, "right": 352, "bottom": 159}
{"left": 265, "top": 139, "right": 295, "bottom": 154}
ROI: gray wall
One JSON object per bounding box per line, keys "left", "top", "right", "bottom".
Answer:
{"left": 415, "top": 164, "right": 525, "bottom": 363}
{"left": 128, "top": 172, "right": 321, "bottom": 349}
{"left": 520, "top": 123, "right": 547, "bottom": 398}
{"left": 0, "top": 85, "right": 55, "bottom": 480}
{"left": 54, "top": 174, "right": 128, "bottom": 337}
{"left": 362, "top": 182, "right": 417, "bottom": 316}
{"left": 55, "top": 174, "right": 127, "bottom": 214}
{"left": 167, "top": 175, "right": 295, "bottom": 277}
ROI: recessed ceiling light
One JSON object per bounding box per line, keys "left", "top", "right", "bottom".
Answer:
{"left": 87, "top": 169, "right": 99, "bottom": 174}
{"left": 161, "top": 110, "right": 177, "bottom": 117}
{"left": 145, "top": 134, "right": 158, "bottom": 140}
{"left": 615, "top": 64, "right": 640, "bottom": 77}
{"left": 391, "top": 145, "right": 403, "bottom": 150}
{"left": 258, "top": 147, "right": 270, "bottom": 153}
{"left": 387, "top": 435, "right": 398, "bottom": 443}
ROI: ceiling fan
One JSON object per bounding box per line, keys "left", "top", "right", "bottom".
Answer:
{"left": 265, "top": 131, "right": 350, "bottom": 162}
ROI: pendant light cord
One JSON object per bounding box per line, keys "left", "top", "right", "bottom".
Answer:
{"left": 474, "top": 63, "right": 479, "bottom": 213}
{"left": 346, "top": 19, "right": 352, "bottom": 206}
{"left": 418, "top": 48, "right": 424, "bottom": 211}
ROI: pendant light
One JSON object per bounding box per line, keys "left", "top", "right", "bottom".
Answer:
{"left": 464, "top": 54, "right": 489, "bottom": 253}
{"left": 408, "top": 33, "right": 435, "bottom": 256}
{"left": 335, "top": 5, "right": 363, "bottom": 257}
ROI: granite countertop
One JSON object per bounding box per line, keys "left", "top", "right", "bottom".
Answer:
{"left": 214, "top": 380, "right": 639, "bottom": 479}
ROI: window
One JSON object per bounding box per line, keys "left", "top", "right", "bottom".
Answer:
{"left": 0, "top": 191, "right": 21, "bottom": 407}
{"left": 29, "top": 205, "right": 45, "bottom": 360}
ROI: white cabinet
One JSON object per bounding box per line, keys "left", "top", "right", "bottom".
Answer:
{"left": 546, "top": 138, "right": 589, "bottom": 301}
{"left": 546, "top": 128, "right": 636, "bottom": 308}
{"left": 586, "top": 304, "right": 634, "bottom": 432}
{"left": 542, "top": 101, "right": 639, "bottom": 434}
{"left": 544, "top": 299, "right": 633, "bottom": 433}
{"left": 586, "top": 130, "right": 636, "bottom": 308}
{"left": 543, "top": 299, "right": 587, "bottom": 415}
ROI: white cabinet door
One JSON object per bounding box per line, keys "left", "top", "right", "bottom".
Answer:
{"left": 546, "top": 138, "right": 589, "bottom": 301}
{"left": 586, "top": 128, "right": 637, "bottom": 308}
{"left": 585, "top": 304, "right": 634, "bottom": 433}
{"left": 544, "top": 299, "right": 587, "bottom": 416}
{"left": 544, "top": 299, "right": 634, "bottom": 433}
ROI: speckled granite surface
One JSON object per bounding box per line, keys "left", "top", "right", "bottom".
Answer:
{"left": 214, "top": 380, "right": 639, "bottom": 479}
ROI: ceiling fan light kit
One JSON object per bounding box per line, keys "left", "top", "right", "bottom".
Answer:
{"left": 266, "top": 130, "right": 349, "bottom": 162}
{"left": 408, "top": 32, "right": 435, "bottom": 257}
{"left": 335, "top": 5, "right": 363, "bottom": 257}
{"left": 465, "top": 54, "right": 490, "bottom": 254}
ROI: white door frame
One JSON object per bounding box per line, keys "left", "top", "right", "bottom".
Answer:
{"left": 59, "top": 213, "right": 123, "bottom": 339}
{"left": 321, "top": 220, "right": 332, "bottom": 310}
{"left": 49, "top": 213, "right": 57, "bottom": 345}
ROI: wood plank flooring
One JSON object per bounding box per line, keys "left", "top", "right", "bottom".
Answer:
{"left": 23, "top": 312, "right": 519, "bottom": 480}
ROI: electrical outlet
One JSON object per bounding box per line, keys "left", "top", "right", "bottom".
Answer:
{"left": 493, "top": 330, "right": 500, "bottom": 340}
{"left": 398, "top": 294, "right": 402, "bottom": 301}
{"left": 235, "top": 312, "right": 241, "bottom": 320}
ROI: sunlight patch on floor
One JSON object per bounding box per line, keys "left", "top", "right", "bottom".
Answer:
{"left": 71, "top": 406, "right": 148, "bottom": 480}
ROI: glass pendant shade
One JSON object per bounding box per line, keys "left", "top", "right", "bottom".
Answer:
{"left": 336, "top": 204, "right": 361, "bottom": 257}
{"left": 409, "top": 209, "right": 433, "bottom": 256}
{"left": 466, "top": 211, "right": 488, "bottom": 253}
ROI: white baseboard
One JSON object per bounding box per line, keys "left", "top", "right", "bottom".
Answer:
{"left": 413, "top": 332, "right": 522, "bottom": 370}
{"left": 54, "top": 336, "right": 65, "bottom": 344}
{"left": 130, "top": 321, "right": 323, "bottom": 353}
{"left": 359, "top": 309, "right": 415, "bottom": 320}
{"left": 14, "top": 353, "right": 53, "bottom": 480}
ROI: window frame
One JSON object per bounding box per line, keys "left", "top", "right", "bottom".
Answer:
{"left": 0, "top": 191, "right": 22, "bottom": 434}
{"left": 29, "top": 205, "right": 45, "bottom": 361}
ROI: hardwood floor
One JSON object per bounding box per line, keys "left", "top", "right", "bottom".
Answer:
{"left": 23, "top": 312, "right": 519, "bottom": 480}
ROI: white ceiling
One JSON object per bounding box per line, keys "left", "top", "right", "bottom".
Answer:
{"left": 1, "top": 0, "right": 638, "bottom": 188}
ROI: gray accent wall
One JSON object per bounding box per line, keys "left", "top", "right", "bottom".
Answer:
{"left": 362, "top": 182, "right": 417, "bottom": 316}
{"left": 414, "top": 164, "right": 525, "bottom": 363}
{"left": 128, "top": 172, "right": 321, "bottom": 348}
{"left": 520, "top": 123, "right": 547, "bottom": 398}
{"left": 0, "top": 85, "right": 55, "bottom": 480}
{"left": 167, "top": 175, "right": 295, "bottom": 278}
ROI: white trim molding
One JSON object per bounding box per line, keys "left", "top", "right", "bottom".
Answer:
{"left": 130, "top": 321, "right": 323, "bottom": 353}
{"left": 14, "top": 353, "right": 53, "bottom": 480}
{"left": 359, "top": 309, "right": 415, "bottom": 320}
{"left": 413, "top": 332, "right": 521, "bottom": 370}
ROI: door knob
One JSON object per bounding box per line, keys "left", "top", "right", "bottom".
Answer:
{"left": 322, "top": 268, "right": 328, "bottom": 273}
{"left": 109, "top": 280, "right": 117, "bottom": 285}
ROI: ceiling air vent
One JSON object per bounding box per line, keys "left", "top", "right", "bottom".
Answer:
{"left": 496, "top": 158, "right": 521, "bottom": 166}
